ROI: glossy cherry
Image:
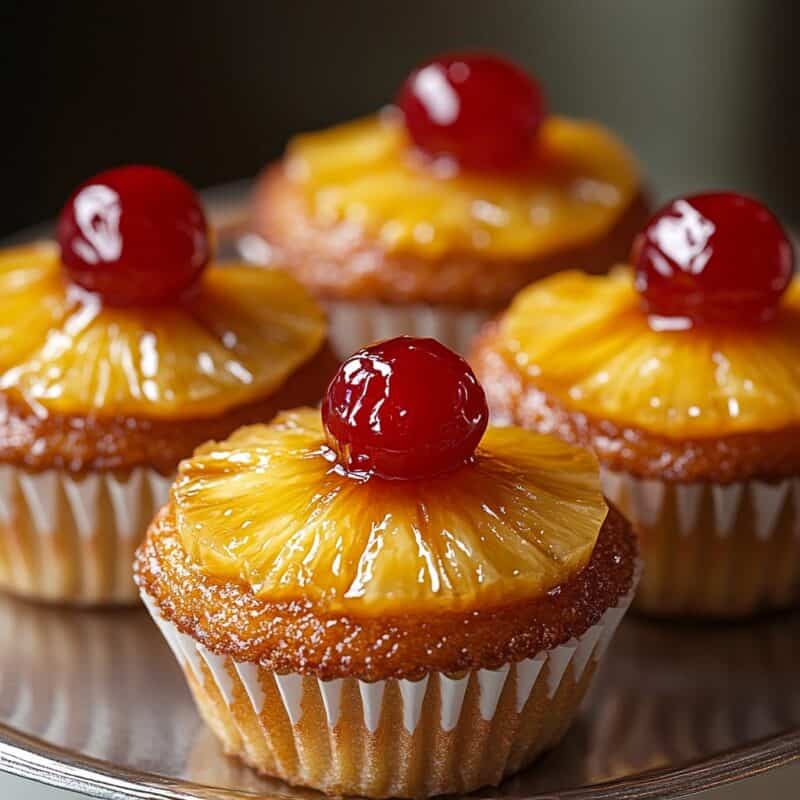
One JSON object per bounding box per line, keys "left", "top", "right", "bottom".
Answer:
{"left": 57, "top": 165, "right": 210, "bottom": 305}
{"left": 322, "top": 337, "right": 489, "bottom": 480}
{"left": 397, "top": 52, "right": 546, "bottom": 172}
{"left": 633, "top": 192, "right": 794, "bottom": 326}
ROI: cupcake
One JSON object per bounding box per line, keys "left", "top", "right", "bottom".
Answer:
{"left": 136, "top": 336, "right": 638, "bottom": 798}
{"left": 472, "top": 191, "right": 798, "bottom": 618}
{"left": 0, "top": 165, "right": 333, "bottom": 605}
{"left": 250, "top": 51, "right": 647, "bottom": 358}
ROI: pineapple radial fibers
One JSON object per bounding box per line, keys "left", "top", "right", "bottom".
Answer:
{"left": 173, "top": 409, "right": 608, "bottom": 614}
{"left": 0, "top": 244, "right": 326, "bottom": 418}
{"left": 496, "top": 269, "right": 800, "bottom": 436}
{"left": 286, "top": 113, "right": 639, "bottom": 260}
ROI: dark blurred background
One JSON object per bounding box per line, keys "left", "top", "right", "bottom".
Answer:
{"left": 2, "top": 0, "right": 798, "bottom": 236}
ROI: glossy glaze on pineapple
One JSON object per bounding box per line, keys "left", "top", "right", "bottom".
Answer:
{"left": 285, "top": 114, "right": 638, "bottom": 259}
{"left": 0, "top": 244, "right": 332, "bottom": 472}
{"left": 0, "top": 345, "right": 336, "bottom": 474}
{"left": 0, "top": 244, "right": 326, "bottom": 418}
{"left": 253, "top": 124, "right": 647, "bottom": 307}
{"left": 473, "top": 270, "right": 800, "bottom": 482}
{"left": 171, "top": 409, "right": 608, "bottom": 614}
{"left": 135, "top": 500, "right": 635, "bottom": 680}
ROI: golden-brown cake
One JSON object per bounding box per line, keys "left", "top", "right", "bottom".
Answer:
{"left": 136, "top": 337, "right": 638, "bottom": 798}
{"left": 250, "top": 52, "right": 647, "bottom": 357}
{"left": 0, "top": 165, "right": 333, "bottom": 605}
{"left": 472, "top": 191, "right": 798, "bottom": 618}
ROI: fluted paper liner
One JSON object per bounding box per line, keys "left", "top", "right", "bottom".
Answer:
{"left": 602, "top": 469, "right": 800, "bottom": 617}
{"left": 0, "top": 464, "right": 171, "bottom": 605}
{"left": 324, "top": 299, "right": 492, "bottom": 359}
{"left": 142, "top": 581, "right": 636, "bottom": 798}
{"left": 236, "top": 233, "right": 491, "bottom": 358}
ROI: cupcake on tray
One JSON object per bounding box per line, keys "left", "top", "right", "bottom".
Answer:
{"left": 136, "top": 336, "right": 638, "bottom": 798}
{"left": 472, "top": 191, "right": 798, "bottom": 618}
{"left": 250, "top": 51, "right": 647, "bottom": 357}
{"left": 0, "top": 165, "right": 333, "bottom": 605}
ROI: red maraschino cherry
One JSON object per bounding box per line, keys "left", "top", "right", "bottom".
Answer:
{"left": 322, "top": 337, "right": 489, "bottom": 480}
{"left": 633, "top": 192, "right": 794, "bottom": 326}
{"left": 57, "top": 165, "right": 210, "bottom": 305}
{"left": 397, "top": 52, "right": 546, "bottom": 172}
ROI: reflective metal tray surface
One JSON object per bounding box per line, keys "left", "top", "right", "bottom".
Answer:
{"left": 0, "top": 597, "right": 798, "bottom": 799}
{"left": 0, "top": 188, "right": 798, "bottom": 799}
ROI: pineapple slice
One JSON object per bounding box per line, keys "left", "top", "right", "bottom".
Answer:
{"left": 0, "top": 244, "right": 326, "bottom": 418}
{"left": 0, "top": 243, "right": 68, "bottom": 366}
{"left": 497, "top": 270, "right": 800, "bottom": 436}
{"left": 173, "top": 408, "right": 607, "bottom": 613}
{"left": 287, "top": 114, "right": 639, "bottom": 260}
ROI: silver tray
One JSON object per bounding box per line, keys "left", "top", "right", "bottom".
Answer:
{"left": 0, "top": 186, "right": 798, "bottom": 799}
{"left": 1, "top": 597, "right": 798, "bottom": 799}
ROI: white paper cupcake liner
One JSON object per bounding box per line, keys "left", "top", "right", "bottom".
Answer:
{"left": 324, "top": 299, "right": 492, "bottom": 359}
{"left": 601, "top": 468, "right": 800, "bottom": 617}
{"left": 0, "top": 464, "right": 171, "bottom": 605}
{"left": 142, "top": 577, "right": 636, "bottom": 798}
{"left": 236, "top": 234, "right": 493, "bottom": 359}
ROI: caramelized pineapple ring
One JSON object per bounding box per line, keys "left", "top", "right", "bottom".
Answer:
{"left": 0, "top": 244, "right": 326, "bottom": 418}
{"left": 497, "top": 270, "right": 800, "bottom": 437}
{"left": 287, "top": 114, "right": 639, "bottom": 260}
{"left": 173, "top": 409, "right": 607, "bottom": 613}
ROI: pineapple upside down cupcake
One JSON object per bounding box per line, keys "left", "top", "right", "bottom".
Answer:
{"left": 472, "top": 191, "right": 799, "bottom": 618}
{"left": 0, "top": 165, "right": 333, "bottom": 605}
{"left": 250, "top": 51, "right": 648, "bottom": 358}
{"left": 135, "top": 336, "right": 639, "bottom": 798}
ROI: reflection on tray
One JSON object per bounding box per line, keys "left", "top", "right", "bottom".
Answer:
{"left": 0, "top": 596, "right": 196, "bottom": 771}
{"left": 0, "top": 593, "right": 797, "bottom": 797}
